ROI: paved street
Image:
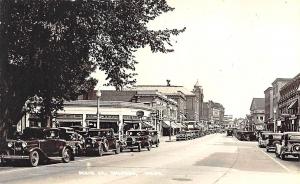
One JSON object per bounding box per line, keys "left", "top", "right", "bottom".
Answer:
{"left": 0, "top": 134, "right": 300, "bottom": 184}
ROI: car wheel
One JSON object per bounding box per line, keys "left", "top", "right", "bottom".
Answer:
{"left": 137, "top": 144, "right": 141, "bottom": 152}
{"left": 147, "top": 142, "right": 152, "bottom": 151}
{"left": 115, "top": 144, "right": 121, "bottom": 154}
{"left": 29, "top": 150, "right": 40, "bottom": 167}
{"left": 98, "top": 144, "right": 103, "bottom": 157}
{"left": 1, "top": 150, "right": 11, "bottom": 166}
{"left": 298, "top": 155, "right": 300, "bottom": 161}
{"left": 156, "top": 141, "right": 159, "bottom": 147}
{"left": 62, "top": 148, "right": 72, "bottom": 163}
{"left": 130, "top": 148, "right": 133, "bottom": 152}
{"left": 266, "top": 148, "right": 269, "bottom": 152}
{"left": 280, "top": 152, "right": 285, "bottom": 160}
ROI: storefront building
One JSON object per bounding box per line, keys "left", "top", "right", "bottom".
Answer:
{"left": 278, "top": 73, "right": 300, "bottom": 132}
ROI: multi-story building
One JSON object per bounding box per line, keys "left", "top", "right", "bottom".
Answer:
{"left": 272, "top": 78, "right": 292, "bottom": 131}
{"left": 203, "top": 100, "right": 225, "bottom": 125}
{"left": 278, "top": 73, "right": 300, "bottom": 132}
{"left": 249, "top": 98, "right": 265, "bottom": 131}
{"left": 131, "top": 80, "right": 204, "bottom": 128}
{"left": 264, "top": 87, "right": 274, "bottom": 131}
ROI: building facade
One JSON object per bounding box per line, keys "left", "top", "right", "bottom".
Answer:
{"left": 272, "top": 78, "right": 292, "bottom": 131}
{"left": 264, "top": 87, "right": 274, "bottom": 131}
{"left": 249, "top": 98, "right": 265, "bottom": 131}
{"left": 278, "top": 73, "right": 300, "bottom": 132}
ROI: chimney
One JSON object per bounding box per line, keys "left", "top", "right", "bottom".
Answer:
{"left": 166, "top": 79, "right": 171, "bottom": 86}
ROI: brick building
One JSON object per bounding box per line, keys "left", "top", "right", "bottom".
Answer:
{"left": 278, "top": 73, "right": 300, "bottom": 132}
{"left": 264, "top": 87, "right": 274, "bottom": 131}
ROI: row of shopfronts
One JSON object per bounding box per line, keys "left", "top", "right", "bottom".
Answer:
{"left": 17, "top": 100, "right": 183, "bottom": 136}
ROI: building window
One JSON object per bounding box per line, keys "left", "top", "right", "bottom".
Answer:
{"left": 260, "top": 116, "right": 263, "bottom": 121}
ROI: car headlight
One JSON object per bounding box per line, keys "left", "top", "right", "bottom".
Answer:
{"left": 7, "top": 142, "right": 13, "bottom": 148}
{"left": 92, "top": 139, "right": 96, "bottom": 144}
{"left": 22, "top": 142, "right": 27, "bottom": 148}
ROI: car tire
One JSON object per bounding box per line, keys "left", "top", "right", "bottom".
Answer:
{"left": 130, "top": 148, "right": 133, "bottom": 152}
{"left": 147, "top": 142, "right": 152, "bottom": 151}
{"left": 266, "top": 148, "right": 269, "bottom": 152}
{"left": 1, "top": 150, "right": 11, "bottom": 166}
{"left": 137, "top": 144, "right": 141, "bottom": 152}
{"left": 62, "top": 148, "right": 72, "bottom": 163}
{"left": 29, "top": 150, "right": 40, "bottom": 167}
{"left": 115, "top": 144, "right": 121, "bottom": 154}
{"left": 280, "top": 152, "right": 285, "bottom": 160}
{"left": 156, "top": 141, "right": 159, "bottom": 147}
{"left": 98, "top": 144, "right": 103, "bottom": 157}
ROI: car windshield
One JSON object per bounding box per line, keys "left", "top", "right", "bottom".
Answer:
{"left": 128, "top": 131, "right": 148, "bottom": 136}
{"left": 88, "top": 131, "right": 101, "bottom": 137}
{"left": 44, "top": 130, "right": 59, "bottom": 139}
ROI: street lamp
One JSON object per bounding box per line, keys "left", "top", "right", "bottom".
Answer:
{"left": 96, "top": 89, "right": 102, "bottom": 129}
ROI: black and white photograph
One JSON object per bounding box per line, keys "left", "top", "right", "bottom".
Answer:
{"left": 0, "top": 0, "right": 300, "bottom": 183}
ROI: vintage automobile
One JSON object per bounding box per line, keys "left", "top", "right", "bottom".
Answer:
{"left": 275, "top": 132, "right": 300, "bottom": 160}
{"left": 70, "top": 126, "right": 90, "bottom": 138}
{"left": 258, "top": 132, "right": 272, "bottom": 148}
{"left": 148, "top": 130, "right": 160, "bottom": 147}
{"left": 85, "top": 128, "right": 121, "bottom": 156}
{"left": 226, "top": 129, "right": 234, "bottom": 136}
{"left": 265, "top": 133, "right": 283, "bottom": 152}
{"left": 1, "top": 127, "right": 74, "bottom": 167}
{"left": 176, "top": 131, "right": 188, "bottom": 141}
{"left": 236, "top": 131, "right": 256, "bottom": 141}
{"left": 58, "top": 127, "right": 85, "bottom": 156}
{"left": 125, "top": 129, "right": 152, "bottom": 152}
{"left": 176, "top": 130, "right": 193, "bottom": 141}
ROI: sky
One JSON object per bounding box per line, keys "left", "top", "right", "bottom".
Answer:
{"left": 94, "top": 0, "right": 300, "bottom": 118}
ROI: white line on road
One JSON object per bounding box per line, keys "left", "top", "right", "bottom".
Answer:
{"left": 258, "top": 148, "right": 291, "bottom": 173}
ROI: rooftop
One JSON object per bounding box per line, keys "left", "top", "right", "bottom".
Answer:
{"left": 130, "top": 85, "right": 195, "bottom": 96}
{"left": 250, "top": 98, "right": 265, "bottom": 111}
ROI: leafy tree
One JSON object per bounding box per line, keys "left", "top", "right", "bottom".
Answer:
{"left": 0, "top": 0, "right": 185, "bottom": 141}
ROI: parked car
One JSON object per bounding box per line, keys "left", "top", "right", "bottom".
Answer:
{"left": 266, "top": 133, "right": 283, "bottom": 152}
{"left": 58, "top": 127, "right": 85, "bottom": 156}
{"left": 226, "top": 129, "right": 234, "bottom": 136}
{"left": 236, "top": 131, "right": 256, "bottom": 141}
{"left": 1, "top": 127, "right": 74, "bottom": 167}
{"left": 85, "top": 128, "right": 121, "bottom": 156}
{"left": 258, "top": 132, "right": 272, "bottom": 148}
{"left": 70, "top": 126, "right": 90, "bottom": 138}
{"left": 176, "top": 131, "right": 188, "bottom": 141}
{"left": 148, "top": 130, "right": 160, "bottom": 147}
{"left": 125, "top": 129, "right": 152, "bottom": 152}
{"left": 275, "top": 132, "right": 300, "bottom": 160}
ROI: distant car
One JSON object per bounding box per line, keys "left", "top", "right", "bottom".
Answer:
{"left": 1, "top": 127, "right": 74, "bottom": 167}
{"left": 176, "top": 131, "right": 188, "bottom": 141}
{"left": 148, "top": 130, "right": 160, "bottom": 147}
{"left": 275, "top": 132, "right": 300, "bottom": 161}
{"left": 58, "top": 127, "right": 85, "bottom": 156}
{"left": 258, "top": 132, "right": 272, "bottom": 148}
{"left": 266, "top": 133, "right": 283, "bottom": 152}
{"left": 85, "top": 128, "right": 121, "bottom": 156}
{"left": 125, "top": 129, "right": 152, "bottom": 152}
{"left": 226, "top": 129, "right": 233, "bottom": 136}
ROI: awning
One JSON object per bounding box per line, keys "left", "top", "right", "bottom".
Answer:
{"left": 56, "top": 119, "right": 82, "bottom": 122}
{"left": 288, "top": 99, "right": 298, "bottom": 109}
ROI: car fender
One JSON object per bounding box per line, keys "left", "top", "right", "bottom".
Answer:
{"left": 28, "top": 147, "right": 47, "bottom": 159}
